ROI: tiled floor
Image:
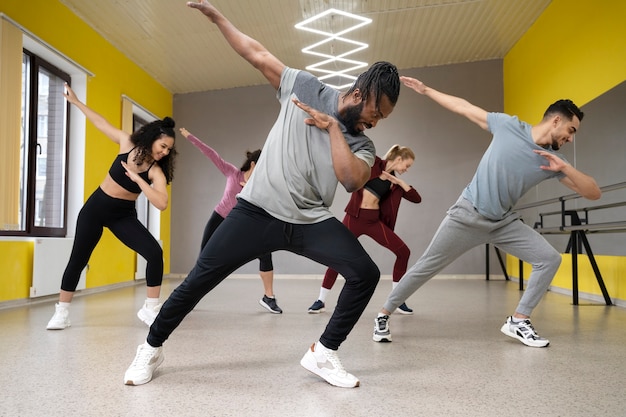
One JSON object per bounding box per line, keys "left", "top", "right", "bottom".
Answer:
{"left": 1, "top": 276, "right": 625, "bottom": 417}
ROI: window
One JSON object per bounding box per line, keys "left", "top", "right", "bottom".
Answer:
{"left": 11, "top": 49, "right": 71, "bottom": 236}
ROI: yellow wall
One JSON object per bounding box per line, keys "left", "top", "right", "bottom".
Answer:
{"left": 504, "top": 0, "right": 626, "bottom": 122}
{"left": 0, "top": 241, "right": 33, "bottom": 301}
{"left": 508, "top": 254, "right": 626, "bottom": 303}
{"left": 503, "top": 0, "right": 626, "bottom": 303}
{"left": 0, "top": 0, "right": 172, "bottom": 301}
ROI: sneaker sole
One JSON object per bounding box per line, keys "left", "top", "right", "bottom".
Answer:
{"left": 124, "top": 354, "right": 164, "bottom": 386}
{"left": 500, "top": 324, "right": 549, "bottom": 348}
{"left": 372, "top": 333, "right": 392, "bottom": 343}
{"left": 394, "top": 309, "right": 413, "bottom": 315}
{"left": 307, "top": 308, "right": 325, "bottom": 314}
{"left": 300, "top": 351, "right": 360, "bottom": 388}
{"left": 259, "top": 300, "right": 282, "bottom": 314}
{"left": 46, "top": 322, "right": 70, "bottom": 330}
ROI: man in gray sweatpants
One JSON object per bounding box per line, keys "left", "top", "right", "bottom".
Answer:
{"left": 373, "top": 76, "right": 602, "bottom": 347}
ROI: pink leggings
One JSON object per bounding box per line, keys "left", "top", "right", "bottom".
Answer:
{"left": 322, "top": 209, "right": 410, "bottom": 289}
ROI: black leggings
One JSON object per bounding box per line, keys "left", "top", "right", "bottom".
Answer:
{"left": 201, "top": 210, "right": 273, "bottom": 271}
{"left": 149, "top": 199, "right": 380, "bottom": 350}
{"left": 60, "top": 187, "right": 163, "bottom": 292}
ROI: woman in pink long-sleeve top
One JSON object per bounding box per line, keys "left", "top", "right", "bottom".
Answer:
{"left": 180, "top": 128, "right": 282, "bottom": 314}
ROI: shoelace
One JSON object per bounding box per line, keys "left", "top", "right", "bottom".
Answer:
{"left": 517, "top": 320, "right": 541, "bottom": 339}
{"left": 131, "top": 345, "right": 158, "bottom": 367}
{"left": 377, "top": 315, "right": 389, "bottom": 331}
{"left": 322, "top": 349, "right": 346, "bottom": 373}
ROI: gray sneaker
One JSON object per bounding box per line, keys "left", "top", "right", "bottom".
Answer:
{"left": 500, "top": 316, "right": 549, "bottom": 347}
{"left": 373, "top": 315, "right": 392, "bottom": 342}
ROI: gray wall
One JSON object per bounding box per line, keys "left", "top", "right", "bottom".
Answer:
{"left": 171, "top": 60, "right": 504, "bottom": 275}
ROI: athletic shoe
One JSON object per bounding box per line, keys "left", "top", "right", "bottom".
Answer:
{"left": 307, "top": 299, "right": 325, "bottom": 314}
{"left": 124, "top": 342, "right": 164, "bottom": 386}
{"left": 373, "top": 315, "right": 392, "bottom": 342}
{"left": 46, "top": 303, "right": 71, "bottom": 330}
{"left": 395, "top": 302, "right": 414, "bottom": 315}
{"left": 137, "top": 302, "right": 162, "bottom": 326}
{"left": 500, "top": 316, "right": 550, "bottom": 348}
{"left": 259, "top": 295, "right": 283, "bottom": 314}
{"left": 300, "top": 342, "right": 360, "bottom": 388}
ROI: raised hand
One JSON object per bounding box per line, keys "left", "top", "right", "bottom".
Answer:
{"left": 179, "top": 127, "right": 191, "bottom": 139}
{"left": 292, "top": 98, "right": 337, "bottom": 131}
{"left": 400, "top": 76, "right": 427, "bottom": 95}
{"left": 186, "top": 1, "right": 219, "bottom": 21}
{"left": 534, "top": 149, "right": 567, "bottom": 172}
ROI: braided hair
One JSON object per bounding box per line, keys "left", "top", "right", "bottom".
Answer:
{"left": 129, "top": 116, "right": 177, "bottom": 184}
{"left": 344, "top": 61, "right": 401, "bottom": 107}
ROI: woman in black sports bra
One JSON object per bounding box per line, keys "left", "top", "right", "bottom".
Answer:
{"left": 46, "top": 83, "right": 177, "bottom": 331}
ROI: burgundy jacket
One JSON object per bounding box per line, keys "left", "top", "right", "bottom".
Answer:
{"left": 344, "top": 156, "right": 422, "bottom": 230}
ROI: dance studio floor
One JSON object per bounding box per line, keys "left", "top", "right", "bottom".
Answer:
{"left": 1, "top": 275, "right": 625, "bottom": 417}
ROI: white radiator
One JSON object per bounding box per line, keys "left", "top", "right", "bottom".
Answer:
{"left": 30, "top": 238, "right": 86, "bottom": 298}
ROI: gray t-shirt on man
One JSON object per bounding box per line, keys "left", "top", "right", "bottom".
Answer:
{"left": 238, "top": 67, "right": 376, "bottom": 223}
{"left": 461, "top": 112, "right": 567, "bottom": 220}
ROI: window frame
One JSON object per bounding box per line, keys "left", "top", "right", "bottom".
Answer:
{"left": 4, "top": 48, "right": 72, "bottom": 237}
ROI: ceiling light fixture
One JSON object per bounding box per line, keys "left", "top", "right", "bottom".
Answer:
{"left": 295, "top": 8, "right": 372, "bottom": 89}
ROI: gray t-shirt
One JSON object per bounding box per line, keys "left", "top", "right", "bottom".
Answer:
{"left": 461, "top": 112, "right": 567, "bottom": 220}
{"left": 238, "top": 67, "right": 376, "bottom": 223}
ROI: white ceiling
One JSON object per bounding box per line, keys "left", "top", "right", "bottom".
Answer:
{"left": 59, "top": 0, "right": 552, "bottom": 94}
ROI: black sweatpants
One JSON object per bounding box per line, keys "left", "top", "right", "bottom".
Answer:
{"left": 201, "top": 210, "right": 273, "bottom": 272}
{"left": 148, "top": 199, "right": 380, "bottom": 350}
{"left": 60, "top": 187, "right": 163, "bottom": 291}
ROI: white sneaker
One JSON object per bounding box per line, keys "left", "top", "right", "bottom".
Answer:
{"left": 46, "top": 303, "right": 71, "bottom": 330}
{"left": 500, "top": 316, "right": 550, "bottom": 348}
{"left": 300, "top": 342, "right": 360, "bottom": 388}
{"left": 137, "top": 302, "right": 162, "bottom": 326}
{"left": 124, "top": 342, "right": 164, "bottom": 385}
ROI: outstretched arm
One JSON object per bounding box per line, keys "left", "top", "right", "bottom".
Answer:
{"left": 63, "top": 83, "right": 129, "bottom": 145}
{"left": 187, "top": 1, "right": 285, "bottom": 89}
{"left": 534, "top": 150, "right": 601, "bottom": 200}
{"left": 400, "top": 76, "right": 489, "bottom": 131}
{"left": 293, "top": 99, "right": 370, "bottom": 192}
{"left": 179, "top": 127, "right": 238, "bottom": 177}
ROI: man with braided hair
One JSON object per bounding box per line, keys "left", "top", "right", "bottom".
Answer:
{"left": 124, "top": 0, "right": 400, "bottom": 388}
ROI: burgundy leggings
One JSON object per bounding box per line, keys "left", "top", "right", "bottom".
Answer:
{"left": 322, "top": 209, "right": 410, "bottom": 289}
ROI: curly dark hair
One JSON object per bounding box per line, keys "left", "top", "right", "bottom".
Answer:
{"left": 543, "top": 99, "right": 584, "bottom": 122}
{"left": 129, "top": 116, "right": 177, "bottom": 184}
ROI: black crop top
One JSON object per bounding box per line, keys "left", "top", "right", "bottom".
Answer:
{"left": 108, "top": 148, "right": 154, "bottom": 194}
{"left": 364, "top": 176, "right": 392, "bottom": 200}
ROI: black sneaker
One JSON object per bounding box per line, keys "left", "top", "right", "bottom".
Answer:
{"left": 395, "top": 302, "right": 413, "bottom": 315}
{"left": 307, "top": 299, "right": 325, "bottom": 314}
{"left": 373, "top": 315, "right": 392, "bottom": 342}
{"left": 259, "top": 295, "right": 283, "bottom": 314}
